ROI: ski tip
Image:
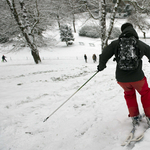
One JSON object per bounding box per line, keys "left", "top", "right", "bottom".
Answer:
{"left": 43, "top": 117, "right": 49, "bottom": 122}
{"left": 43, "top": 118, "right": 47, "bottom": 122}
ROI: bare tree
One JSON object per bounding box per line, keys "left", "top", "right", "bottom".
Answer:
{"left": 124, "top": 0, "right": 150, "bottom": 38}
{"left": 67, "top": 0, "right": 87, "bottom": 33}
{"left": 128, "top": 13, "right": 150, "bottom": 38}
{"left": 86, "top": 0, "right": 121, "bottom": 51}
{"left": 48, "top": 0, "right": 72, "bottom": 29}
{"left": 6, "top": 0, "right": 41, "bottom": 64}
{"left": 67, "top": 0, "right": 77, "bottom": 33}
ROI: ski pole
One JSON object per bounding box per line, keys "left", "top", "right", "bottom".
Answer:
{"left": 43, "top": 71, "right": 98, "bottom": 122}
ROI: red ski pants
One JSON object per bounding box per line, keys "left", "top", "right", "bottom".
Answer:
{"left": 118, "top": 77, "right": 150, "bottom": 118}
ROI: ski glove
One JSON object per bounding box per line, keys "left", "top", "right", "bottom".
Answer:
{"left": 97, "top": 65, "right": 105, "bottom": 72}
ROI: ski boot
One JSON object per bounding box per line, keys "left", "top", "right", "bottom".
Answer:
{"left": 131, "top": 114, "right": 142, "bottom": 127}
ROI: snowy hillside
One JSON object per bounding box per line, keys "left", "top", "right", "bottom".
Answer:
{"left": 1, "top": 20, "right": 150, "bottom": 150}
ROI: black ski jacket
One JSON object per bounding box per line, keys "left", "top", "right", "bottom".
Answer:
{"left": 99, "top": 26, "right": 150, "bottom": 82}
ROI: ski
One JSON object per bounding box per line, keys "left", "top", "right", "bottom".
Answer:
{"left": 121, "top": 127, "right": 135, "bottom": 146}
{"left": 131, "top": 126, "right": 149, "bottom": 142}
{"left": 121, "top": 114, "right": 149, "bottom": 146}
{"left": 121, "top": 125, "right": 149, "bottom": 146}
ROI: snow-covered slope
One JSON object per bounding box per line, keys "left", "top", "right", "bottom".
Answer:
{"left": 1, "top": 21, "right": 150, "bottom": 150}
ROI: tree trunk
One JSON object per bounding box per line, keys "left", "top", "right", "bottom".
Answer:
{"left": 99, "top": 0, "right": 106, "bottom": 51}
{"left": 23, "top": 32, "right": 41, "bottom": 64}
{"left": 72, "top": 8, "right": 76, "bottom": 33}
{"left": 57, "top": 14, "right": 61, "bottom": 29}
{"left": 99, "top": 0, "right": 120, "bottom": 51}
{"left": 73, "top": 13, "right": 76, "bottom": 33}
{"left": 31, "top": 50, "right": 41, "bottom": 64}
{"left": 104, "top": 0, "right": 121, "bottom": 46}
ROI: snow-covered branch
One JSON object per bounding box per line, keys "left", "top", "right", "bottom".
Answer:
{"left": 126, "top": 0, "right": 148, "bottom": 12}
{"left": 85, "top": 3, "right": 99, "bottom": 20}
{"left": 31, "top": 0, "right": 40, "bottom": 33}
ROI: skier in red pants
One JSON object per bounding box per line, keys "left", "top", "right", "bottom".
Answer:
{"left": 97, "top": 23, "right": 150, "bottom": 127}
{"left": 118, "top": 77, "right": 150, "bottom": 118}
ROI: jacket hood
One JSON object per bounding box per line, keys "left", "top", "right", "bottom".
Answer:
{"left": 119, "top": 26, "right": 139, "bottom": 39}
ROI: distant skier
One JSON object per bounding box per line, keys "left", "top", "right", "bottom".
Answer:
{"left": 84, "top": 54, "right": 87, "bottom": 63}
{"left": 97, "top": 23, "right": 150, "bottom": 127}
{"left": 92, "top": 54, "right": 97, "bottom": 63}
{"left": 2, "top": 55, "right": 7, "bottom": 62}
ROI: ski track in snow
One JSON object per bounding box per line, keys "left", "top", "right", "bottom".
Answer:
{"left": 1, "top": 34, "right": 150, "bottom": 149}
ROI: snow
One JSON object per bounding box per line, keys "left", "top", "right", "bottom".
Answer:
{"left": 1, "top": 21, "right": 150, "bottom": 150}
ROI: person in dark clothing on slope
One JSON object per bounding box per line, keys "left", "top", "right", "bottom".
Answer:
{"left": 84, "top": 54, "right": 87, "bottom": 63}
{"left": 2, "top": 55, "right": 7, "bottom": 62}
{"left": 92, "top": 54, "right": 97, "bottom": 63}
{"left": 97, "top": 23, "right": 150, "bottom": 127}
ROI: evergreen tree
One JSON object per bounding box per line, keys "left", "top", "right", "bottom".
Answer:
{"left": 60, "top": 25, "right": 74, "bottom": 46}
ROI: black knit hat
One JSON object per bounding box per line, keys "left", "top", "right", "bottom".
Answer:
{"left": 121, "top": 23, "right": 133, "bottom": 32}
